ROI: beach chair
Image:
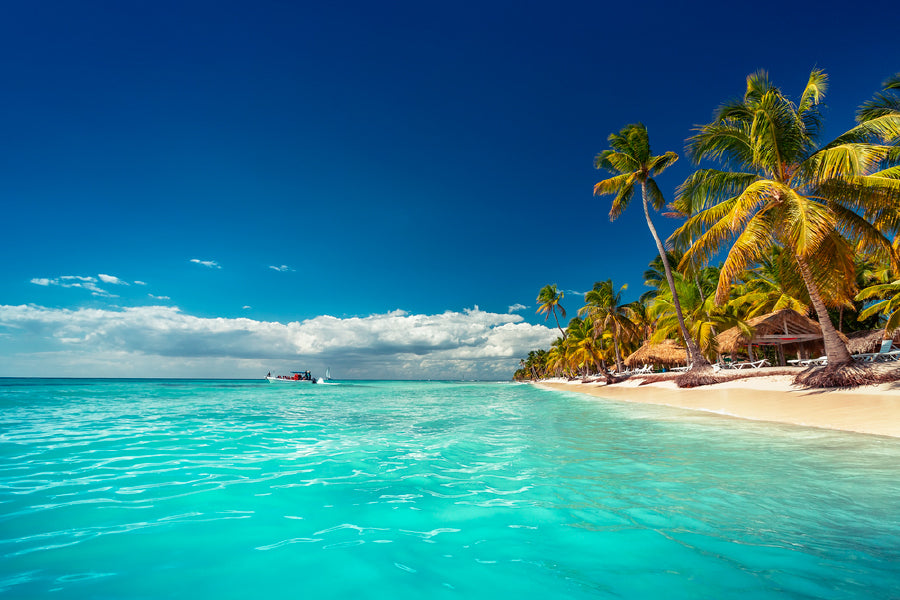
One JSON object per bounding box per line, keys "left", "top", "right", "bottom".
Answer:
{"left": 732, "top": 359, "right": 770, "bottom": 370}
{"left": 799, "top": 356, "right": 827, "bottom": 367}
{"left": 872, "top": 340, "right": 900, "bottom": 362}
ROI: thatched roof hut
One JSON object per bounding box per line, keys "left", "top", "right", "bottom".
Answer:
{"left": 716, "top": 308, "right": 848, "bottom": 364}
{"left": 847, "top": 329, "right": 900, "bottom": 354}
{"left": 624, "top": 339, "right": 687, "bottom": 368}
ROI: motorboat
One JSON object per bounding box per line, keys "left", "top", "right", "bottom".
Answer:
{"left": 265, "top": 371, "right": 315, "bottom": 383}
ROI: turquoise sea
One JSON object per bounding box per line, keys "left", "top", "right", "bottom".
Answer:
{"left": 1, "top": 379, "right": 898, "bottom": 599}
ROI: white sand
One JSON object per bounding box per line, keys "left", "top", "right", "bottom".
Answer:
{"left": 536, "top": 373, "right": 900, "bottom": 437}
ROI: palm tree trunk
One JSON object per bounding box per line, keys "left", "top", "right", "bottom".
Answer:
{"left": 796, "top": 256, "right": 853, "bottom": 365}
{"left": 640, "top": 183, "right": 710, "bottom": 368}
{"left": 613, "top": 331, "right": 624, "bottom": 373}
{"left": 553, "top": 309, "right": 567, "bottom": 340}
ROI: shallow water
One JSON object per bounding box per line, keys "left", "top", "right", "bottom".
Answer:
{"left": 1, "top": 379, "right": 898, "bottom": 598}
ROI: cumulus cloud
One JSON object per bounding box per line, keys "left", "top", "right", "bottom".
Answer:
{"left": 268, "top": 265, "right": 293, "bottom": 272}
{"left": 148, "top": 294, "right": 170, "bottom": 301}
{"left": 30, "top": 275, "right": 117, "bottom": 297}
{"left": 0, "top": 304, "right": 557, "bottom": 379}
{"left": 508, "top": 303, "right": 527, "bottom": 313}
{"left": 134, "top": 281, "right": 147, "bottom": 286}
{"left": 190, "top": 259, "right": 221, "bottom": 269}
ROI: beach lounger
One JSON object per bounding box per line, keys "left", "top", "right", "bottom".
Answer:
{"left": 855, "top": 340, "right": 900, "bottom": 363}
{"left": 799, "top": 356, "right": 827, "bottom": 367}
{"left": 732, "top": 359, "right": 770, "bottom": 370}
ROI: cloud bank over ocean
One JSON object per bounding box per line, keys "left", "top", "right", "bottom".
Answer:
{"left": 0, "top": 305, "right": 556, "bottom": 380}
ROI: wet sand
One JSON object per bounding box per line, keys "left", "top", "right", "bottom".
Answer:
{"left": 536, "top": 374, "right": 900, "bottom": 437}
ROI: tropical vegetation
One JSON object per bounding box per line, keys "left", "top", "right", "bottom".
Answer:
{"left": 515, "top": 70, "right": 900, "bottom": 387}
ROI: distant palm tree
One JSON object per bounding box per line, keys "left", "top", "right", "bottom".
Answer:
{"left": 672, "top": 70, "right": 900, "bottom": 384}
{"left": 536, "top": 284, "right": 568, "bottom": 340}
{"left": 579, "top": 279, "right": 635, "bottom": 373}
{"left": 593, "top": 124, "right": 710, "bottom": 369}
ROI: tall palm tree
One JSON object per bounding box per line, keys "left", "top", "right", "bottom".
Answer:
{"left": 579, "top": 279, "right": 635, "bottom": 373}
{"left": 593, "top": 124, "right": 710, "bottom": 369}
{"left": 672, "top": 70, "right": 900, "bottom": 384}
{"left": 536, "top": 284, "right": 567, "bottom": 340}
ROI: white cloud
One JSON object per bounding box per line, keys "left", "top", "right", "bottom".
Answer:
{"left": 268, "top": 265, "right": 294, "bottom": 272}
{"left": 98, "top": 274, "right": 128, "bottom": 285}
{"left": 30, "top": 275, "right": 117, "bottom": 298}
{"left": 508, "top": 303, "right": 527, "bottom": 313}
{"left": 134, "top": 281, "right": 147, "bottom": 286}
{"left": 190, "top": 259, "right": 221, "bottom": 269}
{"left": 242, "top": 305, "right": 252, "bottom": 309}
{"left": 148, "top": 294, "right": 170, "bottom": 301}
{"left": 0, "top": 304, "right": 557, "bottom": 379}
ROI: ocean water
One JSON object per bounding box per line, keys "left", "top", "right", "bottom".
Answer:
{"left": 1, "top": 379, "right": 898, "bottom": 599}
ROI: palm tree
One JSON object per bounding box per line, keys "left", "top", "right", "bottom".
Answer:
{"left": 536, "top": 284, "right": 568, "bottom": 340}
{"left": 579, "top": 279, "right": 635, "bottom": 373}
{"left": 856, "top": 279, "right": 900, "bottom": 342}
{"left": 648, "top": 264, "right": 745, "bottom": 361}
{"left": 593, "top": 124, "right": 710, "bottom": 369}
{"left": 730, "top": 246, "right": 811, "bottom": 318}
{"left": 672, "top": 70, "right": 900, "bottom": 385}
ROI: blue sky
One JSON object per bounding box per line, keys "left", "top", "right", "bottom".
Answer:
{"left": 0, "top": 0, "right": 896, "bottom": 378}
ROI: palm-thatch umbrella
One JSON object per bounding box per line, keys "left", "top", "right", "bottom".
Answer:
{"left": 847, "top": 329, "right": 900, "bottom": 355}
{"left": 717, "top": 308, "right": 848, "bottom": 365}
{"left": 624, "top": 339, "right": 688, "bottom": 369}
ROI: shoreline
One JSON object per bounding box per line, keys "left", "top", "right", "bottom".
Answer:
{"left": 535, "top": 373, "right": 900, "bottom": 438}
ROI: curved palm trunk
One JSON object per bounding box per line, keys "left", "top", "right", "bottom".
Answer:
{"left": 640, "top": 183, "right": 710, "bottom": 369}
{"left": 796, "top": 257, "right": 853, "bottom": 365}
{"left": 553, "top": 309, "right": 567, "bottom": 340}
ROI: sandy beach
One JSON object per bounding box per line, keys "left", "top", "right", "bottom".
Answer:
{"left": 536, "top": 371, "right": 900, "bottom": 438}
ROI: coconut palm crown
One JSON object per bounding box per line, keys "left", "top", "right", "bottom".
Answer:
{"left": 593, "top": 123, "right": 710, "bottom": 369}
{"left": 536, "top": 284, "right": 568, "bottom": 340}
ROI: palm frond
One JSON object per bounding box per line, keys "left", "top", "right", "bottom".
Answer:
{"left": 714, "top": 212, "right": 775, "bottom": 303}
{"left": 804, "top": 143, "right": 894, "bottom": 182}
{"left": 687, "top": 122, "right": 752, "bottom": 166}
{"left": 645, "top": 178, "right": 667, "bottom": 211}
{"left": 593, "top": 173, "right": 632, "bottom": 197}
{"left": 798, "top": 69, "right": 828, "bottom": 116}
{"left": 649, "top": 151, "right": 678, "bottom": 177}
{"left": 676, "top": 169, "right": 759, "bottom": 214}
{"left": 609, "top": 178, "right": 635, "bottom": 221}
{"left": 594, "top": 150, "right": 640, "bottom": 175}
{"left": 780, "top": 189, "right": 835, "bottom": 257}
{"left": 857, "top": 73, "right": 900, "bottom": 123}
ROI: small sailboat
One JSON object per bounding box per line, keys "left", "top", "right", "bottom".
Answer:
{"left": 316, "top": 368, "right": 338, "bottom": 385}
